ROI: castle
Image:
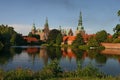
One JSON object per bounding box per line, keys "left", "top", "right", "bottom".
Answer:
{"left": 30, "top": 12, "right": 86, "bottom": 43}
{"left": 31, "top": 17, "right": 49, "bottom": 41}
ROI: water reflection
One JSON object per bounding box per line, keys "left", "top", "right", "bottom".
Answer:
{"left": 0, "top": 47, "right": 120, "bottom": 76}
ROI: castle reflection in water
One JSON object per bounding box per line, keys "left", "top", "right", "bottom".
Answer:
{"left": 1, "top": 47, "right": 120, "bottom": 76}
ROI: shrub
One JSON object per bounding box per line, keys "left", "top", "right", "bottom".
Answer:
{"left": 79, "top": 45, "right": 89, "bottom": 50}
{"left": 4, "top": 68, "right": 33, "bottom": 80}
{"left": 113, "top": 38, "right": 120, "bottom": 43}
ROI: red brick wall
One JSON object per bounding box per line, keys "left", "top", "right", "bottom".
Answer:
{"left": 101, "top": 43, "right": 120, "bottom": 49}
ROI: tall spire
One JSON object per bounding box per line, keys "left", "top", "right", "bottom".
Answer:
{"left": 76, "top": 11, "right": 85, "bottom": 35}
{"left": 44, "top": 17, "right": 49, "bottom": 28}
{"left": 44, "top": 17, "right": 49, "bottom": 40}
{"left": 77, "top": 11, "right": 84, "bottom": 31}
{"left": 78, "top": 11, "right": 82, "bottom": 26}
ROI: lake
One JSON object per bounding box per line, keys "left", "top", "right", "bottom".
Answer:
{"left": 0, "top": 46, "right": 120, "bottom": 76}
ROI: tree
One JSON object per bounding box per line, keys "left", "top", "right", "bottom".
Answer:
{"left": 10, "top": 34, "right": 27, "bottom": 45}
{"left": 72, "top": 33, "right": 85, "bottom": 48}
{"left": 118, "top": 10, "right": 120, "bottom": 16}
{"left": 0, "top": 41, "right": 4, "bottom": 50}
{"left": 47, "top": 29, "right": 61, "bottom": 44}
{"left": 56, "top": 33, "right": 63, "bottom": 45}
{"left": 113, "top": 24, "right": 120, "bottom": 38}
{"left": 87, "top": 37, "right": 100, "bottom": 47}
{"left": 10, "top": 34, "right": 17, "bottom": 45}
{"left": 95, "top": 30, "right": 108, "bottom": 42}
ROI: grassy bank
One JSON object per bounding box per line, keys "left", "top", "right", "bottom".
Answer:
{"left": 0, "top": 59, "right": 118, "bottom": 80}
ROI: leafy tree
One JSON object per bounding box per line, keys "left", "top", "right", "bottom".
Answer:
{"left": 113, "top": 38, "right": 120, "bottom": 43}
{"left": 72, "top": 33, "right": 85, "bottom": 48}
{"left": 10, "top": 34, "right": 17, "bottom": 45}
{"left": 95, "top": 30, "right": 108, "bottom": 42}
{"left": 87, "top": 37, "right": 100, "bottom": 47}
{"left": 56, "top": 33, "right": 63, "bottom": 45}
{"left": 0, "top": 41, "right": 4, "bottom": 50}
{"left": 47, "top": 29, "right": 61, "bottom": 44}
{"left": 113, "top": 24, "right": 120, "bottom": 38}
{"left": 10, "top": 34, "right": 26, "bottom": 45}
{"left": 118, "top": 10, "right": 120, "bottom": 16}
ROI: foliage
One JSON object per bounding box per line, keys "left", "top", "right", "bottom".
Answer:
{"left": 0, "top": 42, "right": 4, "bottom": 50}
{"left": 113, "top": 24, "right": 120, "bottom": 38}
{"left": 10, "top": 33, "right": 27, "bottom": 45}
{"left": 105, "top": 37, "right": 113, "bottom": 43}
{"left": 118, "top": 10, "right": 120, "bottom": 16}
{"left": 87, "top": 37, "right": 100, "bottom": 47}
{"left": 56, "top": 33, "right": 63, "bottom": 45}
{"left": 113, "top": 38, "right": 120, "bottom": 43}
{"left": 4, "top": 69, "right": 33, "bottom": 80}
{"left": 72, "top": 33, "right": 85, "bottom": 48}
{"left": 76, "top": 63, "right": 104, "bottom": 77}
{"left": 35, "top": 59, "right": 62, "bottom": 80}
{"left": 72, "top": 48, "right": 84, "bottom": 60}
{"left": 47, "top": 29, "right": 61, "bottom": 44}
{"left": 0, "top": 59, "right": 113, "bottom": 80}
{"left": 79, "top": 45, "right": 89, "bottom": 50}
{"left": 0, "top": 24, "right": 27, "bottom": 46}
{"left": 95, "top": 30, "right": 108, "bottom": 42}
{"left": 47, "top": 47, "right": 62, "bottom": 60}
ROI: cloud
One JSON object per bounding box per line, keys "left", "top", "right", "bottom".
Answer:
{"left": 9, "top": 24, "right": 31, "bottom": 35}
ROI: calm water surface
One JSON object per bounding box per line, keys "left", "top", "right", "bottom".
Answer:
{"left": 0, "top": 46, "right": 120, "bottom": 76}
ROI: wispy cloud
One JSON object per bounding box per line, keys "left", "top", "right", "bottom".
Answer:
{"left": 9, "top": 24, "right": 31, "bottom": 35}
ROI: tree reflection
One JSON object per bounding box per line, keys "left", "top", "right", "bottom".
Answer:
{"left": 95, "top": 53, "right": 107, "bottom": 64}
{"left": 87, "top": 50, "right": 107, "bottom": 64}
{"left": 47, "top": 47, "right": 62, "bottom": 60}
{"left": 72, "top": 48, "right": 84, "bottom": 60}
{"left": 0, "top": 48, "right": 14, "bottom": 64}
{"left": 10, "top": 47, "right": 22, "bottom": 54}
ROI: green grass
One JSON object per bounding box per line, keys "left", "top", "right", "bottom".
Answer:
{"left": 0, "top": 60, "right": 119, "bottom": 80}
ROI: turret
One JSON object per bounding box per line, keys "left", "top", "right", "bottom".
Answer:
{"left": 31, "top": 23, "right": 36, "bottom": 34}
{"left": 44, "top": 17, "right": 49, "bottom": 40}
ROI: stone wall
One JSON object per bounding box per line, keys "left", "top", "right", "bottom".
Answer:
{"left": 101, "top": 49, "right": 120, "bottom": 55}
{"left": 101, "top": 43, "right": 120, "bottom": 49}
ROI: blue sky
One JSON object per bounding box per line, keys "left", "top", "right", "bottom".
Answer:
{"left": 0, "top": 0, "right": 120, "bottom": 35}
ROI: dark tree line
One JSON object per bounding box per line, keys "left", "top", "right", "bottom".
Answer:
{"left": 0, "top": 25, "right": 27, "bottom": 50}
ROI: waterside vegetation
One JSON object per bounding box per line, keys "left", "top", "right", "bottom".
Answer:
{"left": 0, "top": 59, "right": 118, "bottom": 80}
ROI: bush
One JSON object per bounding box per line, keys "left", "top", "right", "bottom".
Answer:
{"left": 5, "top": 68, "right": 33, "bottom": 80}
{"left": 79, "top": 45, "right": 89, "bottom": 50}
{"left": 0, "top": 69, "right": 5, "bottom": 80}
{"left": 0, "top": 42, "right": 4, "bottom": 50}
{"left": 113, "top": 38, "right": 120, "bottom": 43}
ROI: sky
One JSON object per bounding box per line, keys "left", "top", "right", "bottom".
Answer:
{"left": 0, "top": 0, "right": 120, "bottom": 35}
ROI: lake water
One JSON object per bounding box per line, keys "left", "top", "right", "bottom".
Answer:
{"left": 0, "top": 46, "right": 120, "bottom": 76}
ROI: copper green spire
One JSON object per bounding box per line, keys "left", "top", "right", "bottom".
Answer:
{"left": 78, "top": 11, "right": 82, "bottom": 26}
{"left": 77, "top": 11, "right": 84, "bottom": 31}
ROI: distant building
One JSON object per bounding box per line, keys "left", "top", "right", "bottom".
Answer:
{"left": 62, "top": 12, "right": 87, "bottom": 45}
{"left": 26, "top": 12, "right": 98, "bottom": 45}
{"left": 31, "top": 17, "right": 50, "bottom": 41}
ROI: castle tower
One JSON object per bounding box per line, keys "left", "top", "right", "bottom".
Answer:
{"left": 44, "top": 17, "right": 49, "bottom": 40}
{"left": 31, "top": 23, "right": 36, "bottom": 34}
{"left": 76, "top": 12, "right": 85, "bottom": 35}
{"left": 68, "top": 29, "right": 73, "bottom": 36}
